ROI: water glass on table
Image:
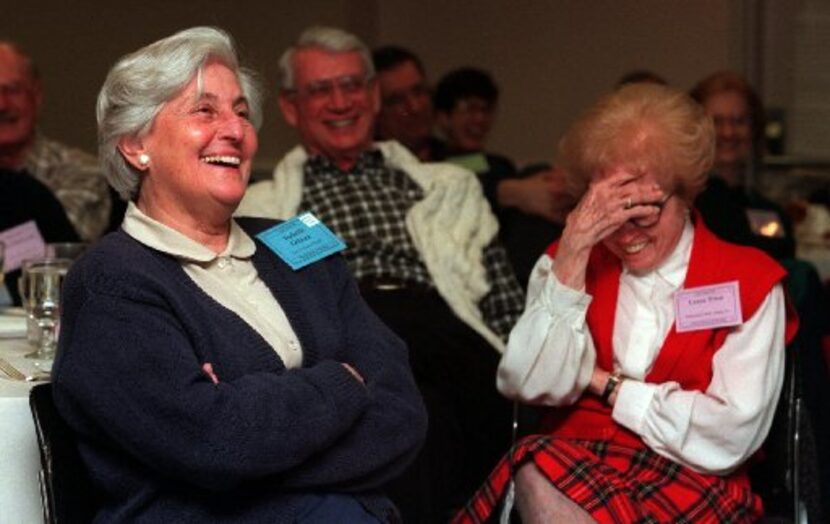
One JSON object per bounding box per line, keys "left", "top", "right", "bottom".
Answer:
{"left": 18, "top": 258, "right": 71, "bottom": 360}
{"left": 46, "top": 242, "right": 88, "bottom": 262}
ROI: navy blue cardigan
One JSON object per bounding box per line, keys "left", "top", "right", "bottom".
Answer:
{"left": 52, "top": 218, "right": 427, "bottom": 523}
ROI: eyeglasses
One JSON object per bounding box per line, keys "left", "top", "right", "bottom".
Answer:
{"left": 289, "top": 75, "right": 370, "bottom": 101}
{"left": 383, "top": 84, "right": 431, "bottom": 111}
{"left": 712, "top": 115, "right": 750, "bottom": 128}
{"left": 630, "top": 193, "right": 672, "bottom": 228}
{"left": 455, "top": 98, "right": 495, "bottom": 116}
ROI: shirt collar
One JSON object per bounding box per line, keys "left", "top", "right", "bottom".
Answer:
{"left": 122, "top": 201, "right": 255, "bottom": 263}
{"left": 304, "top": 148, "right": 384, "bottom": 176}
{"left": 622, "top": 215, "right": 694, "bottom": 289}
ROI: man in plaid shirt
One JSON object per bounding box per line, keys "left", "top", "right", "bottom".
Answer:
{"left": 238, "top": 26, "right": 525, "bottom": 522}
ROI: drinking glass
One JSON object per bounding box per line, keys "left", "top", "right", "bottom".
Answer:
{"left": 46, "top": 242, "right": 88, "bottom": 262}
{"left": 18, "top": 258, "right": 70, "bottom": 360}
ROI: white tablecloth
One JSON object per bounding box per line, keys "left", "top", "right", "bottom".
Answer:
{"left": 0, "top": 336, "right": 49, "bottom": 524}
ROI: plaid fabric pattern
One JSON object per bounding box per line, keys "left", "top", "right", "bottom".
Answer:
{"left": 454, "top": 435, "right": 762, "bottom": 524}
{"left": 23, "top": 135, "right": 112, "bottom": 242}
{"left": 300, "top": 151, "right": 524, "bottom": 340}
{"left": 301, "top": 151, "right": 433, "bottom": 288}
{"left": 478, "top": 242, "right": 524, "bottom": 340}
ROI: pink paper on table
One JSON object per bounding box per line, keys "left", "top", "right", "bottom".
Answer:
{"left": 0, "top": 221, "right": 47, "bottom": 272}
{"left": 674, "top": 281, "right": 743, "bottom": 333}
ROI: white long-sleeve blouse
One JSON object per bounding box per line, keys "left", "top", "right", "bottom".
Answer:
{"left": 497, "top": 221, "right": 787, "bottom": 474}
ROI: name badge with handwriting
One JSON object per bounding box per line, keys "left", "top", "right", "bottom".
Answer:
{"left": 0, "top": 221, "right": 46, "bottom": 272}
{"left": 256, "top": 213, "right": 346, "bottom": 270}
{"left": 674, "top": 281, "right": 743, "bottom": 333}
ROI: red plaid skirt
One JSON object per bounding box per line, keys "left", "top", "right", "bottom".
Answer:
{"left": 453, "top": 435, "right": 762, "bottom": 523}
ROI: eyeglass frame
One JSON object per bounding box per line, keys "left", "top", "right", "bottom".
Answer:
{"left": 629, "top": 192, "right": 673, "bottom": 228}
{"left": 284, "top": 74, "right": 374, "bottom": 102}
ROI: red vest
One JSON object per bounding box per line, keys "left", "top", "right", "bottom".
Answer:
{"left": 540, "top": 218, "right": 798, "bottom": 471}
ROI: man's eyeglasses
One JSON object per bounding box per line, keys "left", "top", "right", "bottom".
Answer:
{"left": 289, "top": 75, "right": 370, "bottom": 101}
{"left": 383, "top": 84, "right": 431, "bottom": 111}
{"left": 630, "top": 193, "right": 672, "bottom": 228}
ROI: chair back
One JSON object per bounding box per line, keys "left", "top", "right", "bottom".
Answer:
{"left": 29, "top": 383, "right": 101, "bottom": 524}
{"left": 750, "top": 258, "right": 827, "bottom": 523}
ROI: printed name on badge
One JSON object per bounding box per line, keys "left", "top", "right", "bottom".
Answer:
{"left": 256, "top": 212, "right": 346, "bottom": 270}
{"left": 674, "top": 281, "right": 743, "bottom": 333}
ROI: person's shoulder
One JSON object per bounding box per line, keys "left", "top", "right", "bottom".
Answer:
{"left": 379, "top": 140, "right": 479, "bottom": 184}
{"left": 241, "top": 178, "right": 276, "bottom": 198}
{"left": 484, "top": 152, "right": 516, "bottom": 173}
{"left": 0, "top": 169, "right": 54, "bottom": 199}
{"left": 698, "top": 222, "right": 785, "bottom": 283}
{"left": 67, "top": 232, "right": 171, "bottom": 298}
{"left": 31, "top": 135, "right": 99, "bottom": 172}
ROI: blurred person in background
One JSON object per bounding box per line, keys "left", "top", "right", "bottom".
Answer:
{"left": 0, "top": 41, "right": 112, "bottom": 242}
{"left": 691, "top": 70, "right": 795, "bottom": 260}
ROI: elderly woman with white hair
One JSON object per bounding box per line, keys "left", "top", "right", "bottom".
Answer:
{"left": 455, "top": 84, "right": 798, "bottom": 523}
{"left": 52, "top": 26, "right": 426, "bottom": 523}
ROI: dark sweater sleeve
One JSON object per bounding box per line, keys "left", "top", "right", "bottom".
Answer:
{"left": 53, "top": 264, "right": 377, "bottom": 492}
{"left": 274, "top": 256, "right": 428, "bottom": 490}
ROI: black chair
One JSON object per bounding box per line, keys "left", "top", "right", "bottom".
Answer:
{"left": 29, "top": 383, "right": 102, "bottom": 524}
{"left": 751, "top": 259, "right": 827, "bottom": 523}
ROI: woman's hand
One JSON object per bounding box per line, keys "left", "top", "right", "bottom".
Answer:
{"left": 554, "top": 169, "right": 665, "bottom": 289}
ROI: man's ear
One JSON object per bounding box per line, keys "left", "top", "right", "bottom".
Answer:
{"left": 369, "top": 78, "right": 381, "bottom": 116}
{"left": 117, "top": 135, "right": 149, "bottom": 171}
{"left": 31, "top": 78, "right": 44, "bottom": 118}
{"left": 278, "top": 91, "right": 299, "bottom": 128}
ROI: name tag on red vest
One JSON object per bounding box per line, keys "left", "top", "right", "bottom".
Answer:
{"left": 674, "top": 281, "right": 743, "bottom": 332}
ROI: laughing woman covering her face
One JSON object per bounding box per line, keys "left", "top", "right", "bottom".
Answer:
{"left": 51, "top": 27, "right": 425, "bottom": 523}
{"left": 455, "top": 84, "right": 797, "bottom": 523}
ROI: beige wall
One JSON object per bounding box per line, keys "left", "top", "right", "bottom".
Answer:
{"left": 4, "top": 0, "right": 745, "bottom": 172}
{"left": 378, "top": 0, "right": 745, "bottom": 164}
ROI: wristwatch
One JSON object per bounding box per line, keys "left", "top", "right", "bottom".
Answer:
{"left": 601, "top": 371, "right": 622, "bottom": 405}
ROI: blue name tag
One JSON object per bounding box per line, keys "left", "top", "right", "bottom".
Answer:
{"left": 256, "top": 212, "right": 346, "bottom": 270}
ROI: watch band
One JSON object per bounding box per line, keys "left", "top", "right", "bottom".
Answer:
{"left": 601, "top": 371, "right": 622, "bottom": 405}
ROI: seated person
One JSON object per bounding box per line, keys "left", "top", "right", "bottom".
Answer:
{"left": 0, "top": 41, "right": 112, "bottom": 242}
{"left": 455, "top": 83, "right": 796, "bottom": 523}
{"left": 239, "top": 27, "right": 522, "bottom": 522}
{"left": 52, "top": 26, "right": 426, "bottom": 523}
{"left": 0, "top": 167, "right": 79, "bottom": 305}
{"left": 432, "top": 67, "right": 514, "bottom": 204}
{"left": 691, "top": 70, "right": 795, "bottom": 260}
{"left": 372, "top": 47, "right": 570, "bottom": 224}
{"left": 371, "top": 45, "right": 440, "bottom": 163}
{"left": 434, "top": 67, "right": 571, "bottom": 285}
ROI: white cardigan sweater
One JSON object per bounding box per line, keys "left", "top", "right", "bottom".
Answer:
{"left": 236, "top": 141, "right": 505, "bottom": 352}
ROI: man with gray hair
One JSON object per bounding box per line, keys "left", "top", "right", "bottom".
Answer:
{"left": 238, "top": 26, "right": 523, "bottom": 522}
{"left": 0, "top": 40, "right": 111, "bottom": 242}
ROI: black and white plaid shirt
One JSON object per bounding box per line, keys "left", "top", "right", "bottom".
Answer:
{"left": 299, "top": 150, "right": 524, "bottom": 340}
